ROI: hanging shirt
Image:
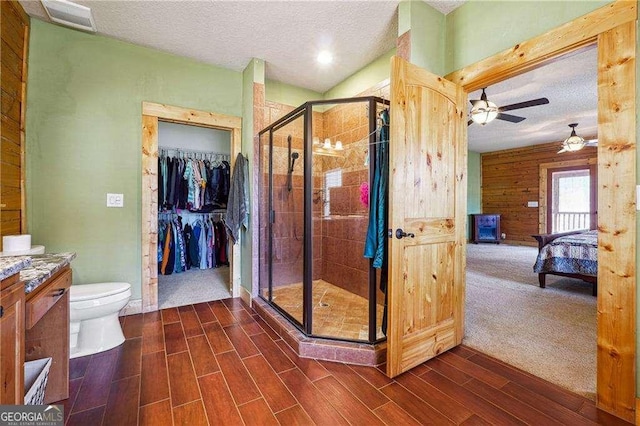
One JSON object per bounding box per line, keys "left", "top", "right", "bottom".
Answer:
{"left": 198, "top": 219, "right": 208, "bottom": 269}
{"left": 183, "top": 160, "right": 196, "bottom": 209}
{"left": 173, "top": 216, "right": 187, "bottom": 273}
{"left": 364, "top": 109, "right": 390, "bottom": 270}
{"left": 161, "top": 221, "right": 174, "bottom": 275}
{"left": 189, "top": 221, "right": 201, "bottom": 268}
{"left": 206, "top": 219, "right": 214, "bottom": 269}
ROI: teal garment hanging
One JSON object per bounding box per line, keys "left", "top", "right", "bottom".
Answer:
{"left": 364, "top": 109, "right": 389, "bottom": 269}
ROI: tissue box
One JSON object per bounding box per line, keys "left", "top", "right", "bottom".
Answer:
{"left": 3, "top": 234, "right": 31, "bottom": 253}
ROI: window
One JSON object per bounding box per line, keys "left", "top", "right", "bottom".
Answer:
{"left": 547, "top": 165, "right": 597, "bottom": 233}
{"left": 324, "top": 169, "right": 342, "bottom": 216}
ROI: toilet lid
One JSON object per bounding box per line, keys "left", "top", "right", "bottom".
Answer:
{"left": 70, "top": 282, "right": 131, "bottom": 302}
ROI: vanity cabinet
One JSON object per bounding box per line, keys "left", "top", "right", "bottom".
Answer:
{"left": 25, "top": 267, "right": 71, "bottom": 403}
{"left": 0, "top": 264, "right": 72, "bottom": 405}
{"left": 0, "top": 272, "right": 25, "bottom": 404}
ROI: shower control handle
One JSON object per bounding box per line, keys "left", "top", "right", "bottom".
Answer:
{"left": 395, "top": 229, "right": 415, "bottom": 239}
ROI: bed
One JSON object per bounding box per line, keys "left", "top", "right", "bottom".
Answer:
{"left": 532, "top": 230, "right": 597, "bottom": 296}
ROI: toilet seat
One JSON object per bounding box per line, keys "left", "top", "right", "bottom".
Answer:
{"left": 70, "top": 282, "right": 131, "bottom": 302}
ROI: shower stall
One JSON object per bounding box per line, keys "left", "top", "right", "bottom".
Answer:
{"left": 258, "top": 96, "right": 389, "bottom": 344}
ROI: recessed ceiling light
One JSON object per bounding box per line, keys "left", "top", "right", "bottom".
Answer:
{"left": 317, "top": 51, "right": 333, "bottom": 65}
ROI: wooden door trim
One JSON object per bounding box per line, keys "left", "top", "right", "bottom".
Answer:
{"left": 445, "top": 1, "right": 636, "bottom": 420}
{"left": 539, "top": 158, "right": 597, "bottom": 233}
{"left": 445, "top": 0, "right": 635, "bottom": 91}
{"left": 141, "top": 102, "right": 242, "bottom": 313}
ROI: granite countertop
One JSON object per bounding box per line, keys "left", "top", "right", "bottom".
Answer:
{"left": 0, "top": 257, "right": 32, "bottom": 281}
{"left": 21, "top": 253, "right": 77, "bottom": 294}
{"left": 0, "top": 252, "right": 76, "bottom": 294}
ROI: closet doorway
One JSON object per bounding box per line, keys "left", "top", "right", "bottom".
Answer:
{"left": 157, "top": 121, "right": 232, "bottom": 308}
{"left": 141, "top": 102, "right": 242, "bottom": 313}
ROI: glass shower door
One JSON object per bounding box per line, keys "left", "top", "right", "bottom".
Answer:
{"left": 265, "top": 112, "right": 305, "bottom": 327}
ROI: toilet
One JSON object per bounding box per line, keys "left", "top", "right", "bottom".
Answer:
{"left": 69, "top": 282, "right": 132, "bottom": 359}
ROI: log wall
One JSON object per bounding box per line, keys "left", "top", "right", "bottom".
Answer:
{"left": 481, "top": 141, "right": 597, "bottom": 245}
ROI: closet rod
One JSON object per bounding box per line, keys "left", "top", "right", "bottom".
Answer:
{"left": 159, "top": 146, "right": 231, "bottom": 156}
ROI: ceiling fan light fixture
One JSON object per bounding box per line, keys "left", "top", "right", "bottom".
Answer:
{"left": 470, "top": 100, "right": 499, "bottom": 125}
{"left": 561, "top": 123, "right": 586, "bottom": 152}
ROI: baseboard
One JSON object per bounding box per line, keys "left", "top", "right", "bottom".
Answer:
{"left": 240, "top": 286, "right": 252, "bottom": 307}
{"left": 119, "top": 298, "right": 142, "bottom": 316}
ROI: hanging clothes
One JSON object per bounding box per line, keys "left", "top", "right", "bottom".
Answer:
{"left": 214, "top": 220, "right": 229, "bottom": 266}
{"left": 158, "top": 151, "right": 231, "bottom": 213}
{"left": 364, "top": 108, "right": 390, "bottom": 271}
{"left": 157, "top": 212, "right": 229, "bottom": 275}
{"left": 225, "top": 153, "right": 249, "bottom": 243}
{"left": 189, "top": 221, "right": 201, "bottom": 268}
{"left": 161, "top": 220, "right": 175, "bottom": 275}
{"left": 183, "top": 223, "right": 193, "bottom": 270}
{"left": 157, "top": 149, "right": 232, "bottom": 277}
{"left": 363, "top": 108, "right": 390, "bottom": 335}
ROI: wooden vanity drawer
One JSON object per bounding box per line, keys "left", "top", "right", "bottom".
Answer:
{"left": 26, "top": 267, "right": 71, "bottom": 329}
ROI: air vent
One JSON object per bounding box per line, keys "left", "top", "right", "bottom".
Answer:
{"left": 41, "top": 0, "right": 96, "bottom": 33}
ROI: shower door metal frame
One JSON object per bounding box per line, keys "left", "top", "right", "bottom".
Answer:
{"left": 259, "top": 96, "right": 389, "bottom": 344}
{"left": 260, "top": 106, "right": 306, "bottom": 331}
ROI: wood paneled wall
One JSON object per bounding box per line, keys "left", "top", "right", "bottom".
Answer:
{"left": 1, "top": 1, "right": 29, "bottom": 249}
{"left": 481, "top": 142, "right": 597, "bottom": 245}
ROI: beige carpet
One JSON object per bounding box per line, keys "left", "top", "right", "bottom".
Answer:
{"left": 465, "top": 243, "right": 596, "bottom": 399}
{"left": 158, "top": 266, "right": 231, "bottom": 309}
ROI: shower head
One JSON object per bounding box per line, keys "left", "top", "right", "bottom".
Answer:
{"left": 286, "top": 134, "right": 298, "bottom": 191}
{"left": 289, "top": 151, "right": 299, "bottom": 173}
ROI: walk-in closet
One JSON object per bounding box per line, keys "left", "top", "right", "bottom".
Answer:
{"left": 157, "top": 120, "right": 232, "bottom": 308}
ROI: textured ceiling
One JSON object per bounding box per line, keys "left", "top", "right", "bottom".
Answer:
{"left": 23, "top": 0, "right": 590, "bottom": 154}
{"left": 467, "top": 46, "right": 598, "bottom": 153}
{"left": 20, "top": 0, "right": 465, "bottom": 93}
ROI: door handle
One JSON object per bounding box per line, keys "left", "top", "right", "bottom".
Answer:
{"left": 395, "top": 229, "right": 415, "bottom": 239}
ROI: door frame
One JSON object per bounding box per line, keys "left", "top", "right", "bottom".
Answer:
{"left": 141, "top": 102, "right": 242, "bottom": 313}
{"left": 445, "top": 1, "right": 636, "bottom": 420}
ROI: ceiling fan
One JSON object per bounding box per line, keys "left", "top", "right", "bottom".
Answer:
{"left": 558, "top": 123, "right": 597, "bottom": 153}
{"left": 468, "top": 88, "right": 549, "bottom": 126}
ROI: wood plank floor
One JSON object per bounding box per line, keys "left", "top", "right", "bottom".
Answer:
{"left": 56, "top": 298, "right": 630, "bottom": 425}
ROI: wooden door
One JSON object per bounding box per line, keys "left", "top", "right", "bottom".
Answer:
{"left": 386, "top": 56, "right": 467, "bottom": 377}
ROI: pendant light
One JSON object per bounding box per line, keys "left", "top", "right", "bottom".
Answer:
{"left": 558, "top": 123, "right": 586, "bottom": 153}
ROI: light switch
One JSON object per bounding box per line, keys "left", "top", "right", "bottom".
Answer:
{"left": 107, "top": 193, "right": 124, "bottom": 207}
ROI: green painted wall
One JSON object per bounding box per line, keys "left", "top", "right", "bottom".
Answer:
{"left": 445, "top": 0, "right": 611, "bottom": 74}
{"left": 323, "top": 49, "right": 395, "bottom": 100}
{"left": 25, "top": 20, "right": 242, "bottom": 300}
{"left": 466, "top": 151, "right": 482, "bottom": 240}
{"left": 467, "top": 151, "right": 481, "bottom": 215}
{"left": 265, "top": 79, "right": 321, "bottom": 106}
{"left": 398, "top": 0, "right": 445, "bottom": 75}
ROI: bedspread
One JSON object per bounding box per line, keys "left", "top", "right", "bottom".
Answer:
{"left": 533, "top": 230, "right": 597, "bottom": 276}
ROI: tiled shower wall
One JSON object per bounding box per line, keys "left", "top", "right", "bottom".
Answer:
{"left": 319, "top": 101, "right": 371, "bottom": 298}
